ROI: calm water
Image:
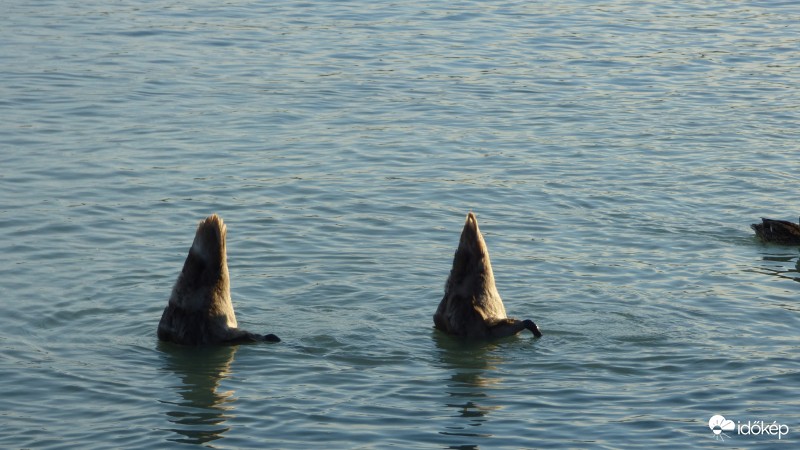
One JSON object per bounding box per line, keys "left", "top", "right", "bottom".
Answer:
{"left": 1, "top": 0, "right": 799, "bottom": 448}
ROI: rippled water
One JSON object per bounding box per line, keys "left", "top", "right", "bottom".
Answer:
{"left": 2, "top": 1, "right": 799, "bottom": 448}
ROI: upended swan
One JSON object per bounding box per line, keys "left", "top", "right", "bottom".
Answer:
{"left": 158, "top": 214, "right": 280, "bottom": 345}
{"left": 751, "top": 217, "right": 800, "bottom": 245}
{"left": 434, "top": 212, "right": 543, "bottom": 339}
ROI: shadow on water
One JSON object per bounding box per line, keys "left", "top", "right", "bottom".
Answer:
{"left": 157, "top": 342, "right": 239, "bottom": 445}
{"left": 748, "top": 248, "right": 800, "bottom": 313}
{"left": 432, "top": 332, "right": 507, "bottom": 450}
{"left": 751, "top": 247, "right": 800, "bottom": 283}
{"left": 758, "top": 256, "right": 800, "bottom": 283}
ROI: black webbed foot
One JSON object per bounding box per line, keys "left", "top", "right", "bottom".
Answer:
{"left": 263, "top": 333, "right": 281, "bottom": 343}
{"left": 523, "top": 319, "right": 543, "bottom": 338}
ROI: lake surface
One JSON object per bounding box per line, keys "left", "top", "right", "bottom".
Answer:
{"left": 1, "top": 0, "right": 799, "bottom": 448}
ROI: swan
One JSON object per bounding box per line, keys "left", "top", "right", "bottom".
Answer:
{"left": 434, "top": 212, "right": 542, "bottom": 339}
{"left": 158, "top": 214, "right": 280, "bottom": 345}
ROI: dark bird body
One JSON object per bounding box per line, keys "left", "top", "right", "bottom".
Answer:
{"left": 751, "top": 217, "right": 800, "bottom": 245}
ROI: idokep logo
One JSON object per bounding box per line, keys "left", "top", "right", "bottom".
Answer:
{"left": 708, "top": 414, "right": 790, "bottom": 441}
{"left": 708, "top": 415, "right": 735, "bottom": 441}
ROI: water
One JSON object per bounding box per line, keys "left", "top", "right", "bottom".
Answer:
{"left": 1, "top": 0, "right": 799, "bottom": 448}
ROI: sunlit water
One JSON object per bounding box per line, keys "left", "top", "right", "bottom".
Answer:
{"left": 1, "top": 1, "right": 799, "bottom": 448}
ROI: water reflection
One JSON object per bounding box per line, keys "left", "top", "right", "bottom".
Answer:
{"left": 757, "top": 254, "right": 800, "bottom": 283}
{"left": 433, "top": 332, "right": 505, "bottom": 449}
{"left": 157, "top": 342, "right": 238, "bottom": 445}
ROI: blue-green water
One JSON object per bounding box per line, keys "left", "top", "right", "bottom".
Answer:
{"left": 1, "top": 1, "right": 799, "bottom": 448}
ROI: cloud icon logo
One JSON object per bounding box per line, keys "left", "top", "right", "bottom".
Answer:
{"left": 709, "top": 415, "right": 735, "bottom": 440}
